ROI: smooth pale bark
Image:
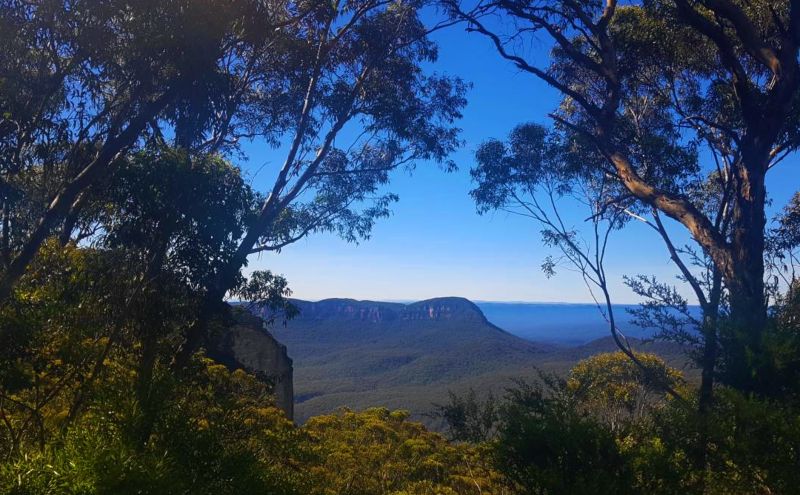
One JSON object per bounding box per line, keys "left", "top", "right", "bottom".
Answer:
{"left": 0, "top": 91, "right": 176, "bottom": 303}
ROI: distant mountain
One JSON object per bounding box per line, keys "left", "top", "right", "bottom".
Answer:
{"left": 475, "top": 302, "right": 653, "bottom": 345}
{"left": 248, "top": 297, "right": 692, "bottom": 425}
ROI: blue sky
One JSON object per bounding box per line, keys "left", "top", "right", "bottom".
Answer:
{"left": 237, "top": 18, "right": 800, "bottom": 304}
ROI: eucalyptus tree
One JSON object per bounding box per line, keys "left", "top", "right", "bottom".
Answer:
{"left": 447, "top": 0, "right": 800, "bottom": 394}
{"left": 172, "top": 0, "right": 467, "bottom": 367}
{"left": 470, "top": 122, "right": 690, "bottom": 403}
{"left": 0, "top": 0, "right": 294, "bottom": 301}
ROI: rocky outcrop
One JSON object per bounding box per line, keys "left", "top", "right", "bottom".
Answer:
{"left": 210, "top": 306, "right": 294, "bottom": 420}
{"left": 286, "top": 298, "right": 405, "bottom": 323}
{"left": 261, "top": 297, "right": 489, "bottom": 325}
{"left": 401, "top": 297, "right": 488, "bottom": 322}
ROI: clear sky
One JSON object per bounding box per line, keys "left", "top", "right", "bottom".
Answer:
{"left": 237, "top": 16, "right": 800, "bottom": 304}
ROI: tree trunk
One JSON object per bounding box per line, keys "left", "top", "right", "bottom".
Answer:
{"left": 122, "top": 227, "right": 173, "bottom": 447}
{"left": 693, "top": 269, "right": 722, "bottom": 494}
{"left": 699, "top": 267, "right": 723, "bottom": 413}
{"left": 134, "top": 331, "right": 159, "bottom": 449}
{"left": 721, "top": 145, "right": 769, "bottom": 393}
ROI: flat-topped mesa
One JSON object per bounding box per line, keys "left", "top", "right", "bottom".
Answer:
{"left": 283, "top": 297, "right": 488, "bottom": 324}
{"left": 289, "top": 298, "right": 404, "bottom": 323}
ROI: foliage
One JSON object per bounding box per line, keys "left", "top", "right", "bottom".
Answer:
{"left": 0, "top": 355, "right": 513, "bottom": 494}
{"left": 438, "top": 371, "right": 638, "bottom": 494}
{"left": 303, "top": 407, "right": 511, "bottom": 495}
{"left": 567, "top": 351, "right": 684, "bottom": 430}
{"left": 625, "top": 389, "right": 800, "bottom": 495}
{"left": 0, "top": 240, "right": 133, "bottom": 454}
{"left": 100, "top": 148, "right": 257, "bottom": 288}
{"left": 435, "top": 389, "right": 499, "bottom": 443}
{"left": 492, "top": 377, "right": 635, "bottom": 495}
{"left": 439, "top": 354, "right": 800, "bottom": 495}
{"left": 0, "top": 0, "right": 285, "bottom": 299}
{"left": 0, "top": 357, "right": 308, "bottom": 495}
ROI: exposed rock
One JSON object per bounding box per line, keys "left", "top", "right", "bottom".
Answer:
{"left": 286, "top": 298, "right": 404, "bottom": 323}
{"left": 209, "top": 306, "right": 294, "bottom": 420}
{"left": 401, "top": 297, "right": 488, "bottom": 322}
{"left": 265, "top": 297, "right": 489, "bottom": 325}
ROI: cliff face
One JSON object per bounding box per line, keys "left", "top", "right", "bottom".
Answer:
{"left": 285, "top": 297, "right": 491, "bottom": 325}
{"left": 287, "top": 299, "right": 404, "bottom": 323}
{"left": 401, "top": 298, "right": 488, "bottom": 322}
{"left": 210, "top": 307, "right": 294, "bottom": 420}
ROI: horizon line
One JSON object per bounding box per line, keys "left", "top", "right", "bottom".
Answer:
{"left": 279, "top": 296, "right": 647, "bottom": 305}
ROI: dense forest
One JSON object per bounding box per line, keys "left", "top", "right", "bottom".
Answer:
{"left": 2, "top": 0, "right": 800, "bottom": 493}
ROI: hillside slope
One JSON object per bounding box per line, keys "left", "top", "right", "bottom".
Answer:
{"left": 249, "top": 298, "right": 692, "bottom": 423}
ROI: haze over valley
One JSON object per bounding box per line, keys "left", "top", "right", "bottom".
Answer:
{"left": 475, "top": 301, "right": 649, "bottom": 345}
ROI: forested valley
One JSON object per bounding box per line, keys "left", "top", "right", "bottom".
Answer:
{"left": 2, "top": 0, "right": 800, "bottom": 493}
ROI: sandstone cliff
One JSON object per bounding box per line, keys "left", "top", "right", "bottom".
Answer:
{"left": 210, "top": 306, "right": 294, "bottom": 420}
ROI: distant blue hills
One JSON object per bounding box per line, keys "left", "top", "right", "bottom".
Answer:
{"left": 241, "top": 297, "right": 674, "bottom": 346}
{"left": 475, "top": 302, "right": 654, "bottom": 346}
